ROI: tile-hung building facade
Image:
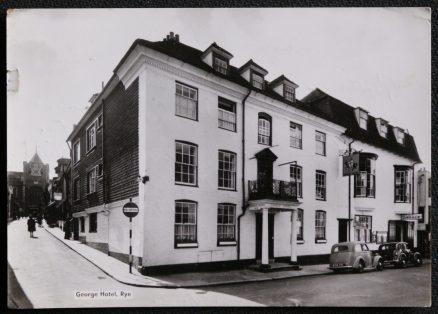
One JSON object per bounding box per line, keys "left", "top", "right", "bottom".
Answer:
{"left": 67, "top": 32, "right": 422, "bottom": 273}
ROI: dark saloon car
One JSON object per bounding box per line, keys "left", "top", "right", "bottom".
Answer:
{"left": 329, "top": 242, "right": 384, "bottom": 273}
{"left": 378, "top": 242, "right": 422, "bottom": 268}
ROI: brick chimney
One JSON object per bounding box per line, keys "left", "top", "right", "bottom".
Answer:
{"left": 163, "top": 31, "right": 180, "bottom": 42}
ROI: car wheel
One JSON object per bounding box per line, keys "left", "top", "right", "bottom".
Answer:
{"left": 414, "top": 256, "right": 423, "bottom": 266}
{"left": 376, "top": 259, "right": 384, "bottom": 271}
{"left": 399, "top": 257, "right": 407, "bottom": 268}
{"left": 356, "top": 260, "right": 365, "bottom": 273}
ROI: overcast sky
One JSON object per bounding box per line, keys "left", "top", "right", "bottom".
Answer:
{"left": 7, "top": 8, "right": 431, "bottom": 176}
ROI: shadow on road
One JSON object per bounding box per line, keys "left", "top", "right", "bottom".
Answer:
{"left": 7, "top": 263, "right": 33, "bottom": 309}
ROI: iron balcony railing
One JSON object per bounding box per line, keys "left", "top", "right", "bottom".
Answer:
{"left": 248, "top": 179, "right": 298, "bottom": 202}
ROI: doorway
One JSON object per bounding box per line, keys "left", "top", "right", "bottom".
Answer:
{"left": 338, "top": 219, "right": 349, "bottom": 243}
{"left": 255, "top": 213, "right": 274, "bottom": 261}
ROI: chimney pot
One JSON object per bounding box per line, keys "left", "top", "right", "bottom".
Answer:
{"left": 170, "top": 31, "right": 174, "bottom": 38}
{"left": 166, "top": 35, "right": 170, "bottom": 40}
{"left": 175, "top": 34, "right": 179, "bottom": 42}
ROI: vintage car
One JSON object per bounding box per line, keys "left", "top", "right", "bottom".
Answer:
{"left": 378, "top": 242, "right": 422, "bottom": 268}
{"left": 329, "top": 242, "right": 384, "bottom": 273}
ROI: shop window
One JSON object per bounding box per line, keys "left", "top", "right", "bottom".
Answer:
{"left": 354, "top": 215, "right": 372, "bottom": 243}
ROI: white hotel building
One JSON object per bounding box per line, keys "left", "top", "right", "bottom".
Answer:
{"left": 68, "top": 32, "right": 423, "bottom": 273}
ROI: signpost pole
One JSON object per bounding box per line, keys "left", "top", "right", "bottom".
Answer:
{"left": 122, "top": 197, "right": 138, "bottom": 275}
{"left": 129, "top": 217, "right": 132, "bottom": 274}
{"left": 348, "top": 143, "right": 352, "bottom": 242}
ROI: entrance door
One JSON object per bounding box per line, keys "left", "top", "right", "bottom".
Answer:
{"left": 338, "top": 219, "right": 349, "bottom": 242}
{"left": 73, "top": 218, "right": 79, "bottom": 240}
{"left": 255, "top": 213, "right": 274, "bottom": 261}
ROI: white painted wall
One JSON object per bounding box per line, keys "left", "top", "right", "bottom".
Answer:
{"left": 111, "top": 46, "right": 422, "bottom": 267}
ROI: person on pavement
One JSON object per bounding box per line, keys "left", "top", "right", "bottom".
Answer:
{"left": 64, "top": 218, "right": 72, "bottom": 239}
{"left": 27, "top": 216, "right": 36, "bottom": 238}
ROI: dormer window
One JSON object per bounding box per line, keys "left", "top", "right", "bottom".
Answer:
{"left": 252, "top": 72, "right": 264, "bottom": 89}
{"left": 238, "top": 59, "right": 268, "bottom": 88}
{"left": 213, "top": 55, "right": 228, "bottom": 75}
{"left": 201, "top": 42, "right": 233, "bottom": 75}
{"left": 284, "top": 85, "right": 295, "bottom": 102}
{"left": 359, "top": 111, "right": 368, "bottom": 129}
{"left": 380, "top": 121, "right": 388, "bottom": 138}
{"left": 355, "top": 108, "right": 368, "bottom": 130}
{"left": 395, "top": 128, "right": 405, "bottom": 145}
{"left": 269, "top": 75, "right": 299, "bottom": 102}
{"left": 375, "top": 118, "right": 389, "bottom": 138}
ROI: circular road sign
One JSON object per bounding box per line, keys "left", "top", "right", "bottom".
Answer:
{"left": 123, "top": 202, "right": 139, "bottom": 218}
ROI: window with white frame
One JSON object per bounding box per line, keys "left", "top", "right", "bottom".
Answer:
{"left": 213, "top": 56, "right": 228, "bottom": 75}
{"left": 252, "top": 72, "right": 264, "bottom": 89}
{"left": 86, "top": 123, "right": 96, "bottom": 152}
{"left": 359, "top": 110, "right": 368, "bottom": 129}
{"left": 354, "top": 157, "right": 376, "bottom": 197}
{"left": 290, "top": 165, "right": 302, "bottom": 198}
{"left": 395, "top": 167, "right": 412, "bottom": 203}
{"left": 218, "top": 150, "right": 236, "bottom": 190}
{"left": 284, "top": 85, "right": 295, "bottom": 102}
{"left": 315, "top": 170, "right": 326, "bottom": 201}
{"left": 290, "top": 122, "right": 302, "bottom": 149}
{"left": 315, "top": 131, "right": 326, "bottom": 156}
{"left": 258, "top": 113, "right": 271, "bottom": 145}
{"left": 87, "top": 168, "right": 96, "bottom": 194}
{"left": 175, "top": 141, "right": 198, "bottom": 185}
{"left": 73, "top": 140, "right": 80, "bottom": 164}
{"left": 315, "top": 210, "right": 326, "bottom": 241}
{"left": 218, "top": 97, "right": 236, "bottom": 132}
{"left": 217, "top": 203, "right": 236, "bottom": 242}
{"left": 354, "top": 215, "right": 372, "bottom": 243}
{"left": 297, "top": 209, "right": 303, "bottom": 241}
{"left": 174, "top": 200, "right": 197, "bottom": 246}
{"left": 175, "top": 82, "right": 198, "bottom": 120}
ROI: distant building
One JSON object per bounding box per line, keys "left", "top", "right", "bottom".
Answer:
{"left": 7, "top": 171, "right": 25, "bottom": 217}
{"left": 46, "top": 158, "right": 72, "bottom": 229}
{"left": 7, "top": 152, "right": 50, "bottom": 217}
{"left": 67, "top": 32, "right": 423, "bottom": 273}
{"left": 416, "top": 168, "right": 431, "bottom": 257}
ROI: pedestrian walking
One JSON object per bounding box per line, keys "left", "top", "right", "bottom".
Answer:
{"left": 37, "top": 215, "right": 42, "bottom": 227}
{"left": 64, "top": 218, "right": 72, "bottom": 240}
{"left": 27, "top": 216, "right": 36, "bottom": 238}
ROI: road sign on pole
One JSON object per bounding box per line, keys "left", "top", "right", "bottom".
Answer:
{"left": 123, "top": 199, "right": 139, "bottom": 274}
{"left": 123, "top": 202, "right": 139, "bottom": 218}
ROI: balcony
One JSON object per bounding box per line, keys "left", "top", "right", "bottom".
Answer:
{"left": 248, "top": 179, "right": 298, "bottom": 202}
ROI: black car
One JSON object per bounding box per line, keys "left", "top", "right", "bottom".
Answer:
{"left": 378, "top": 242, "right": 422, "bottom": 268}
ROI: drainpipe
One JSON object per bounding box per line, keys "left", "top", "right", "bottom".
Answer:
{"left": 66, "top": 141, "right": 72, "bottom": 226}
{"left": 347, "top": 137, "right": 355, "bottom": 242}
{"left": 237, "top": 89, "right": 251, "bottom": 261}
{"left": 411, "top": 161, "right": 420, "bottom": 214}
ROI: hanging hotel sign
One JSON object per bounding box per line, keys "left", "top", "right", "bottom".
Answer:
{"left": 401, "top": 214, "right": 422, "bottom": 220}
{"left": 123, "top": 202, "right": 139, "bottom": 218}
{"left": 342, "top": 153, "right": 360, "bottom": 176}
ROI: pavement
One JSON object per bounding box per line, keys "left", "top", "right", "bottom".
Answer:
{"left": 8, "top": 219, "right": 263, "bottom": 307}
{"left": 45, "top": 223, "right": 333, "bottom": 288}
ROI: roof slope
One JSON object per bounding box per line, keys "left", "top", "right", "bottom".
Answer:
{"left": 113, "top": 39, "right": 421, "bottom": 162}
{"left": 302, "top": 89, "right": 421, "bottom": 162}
